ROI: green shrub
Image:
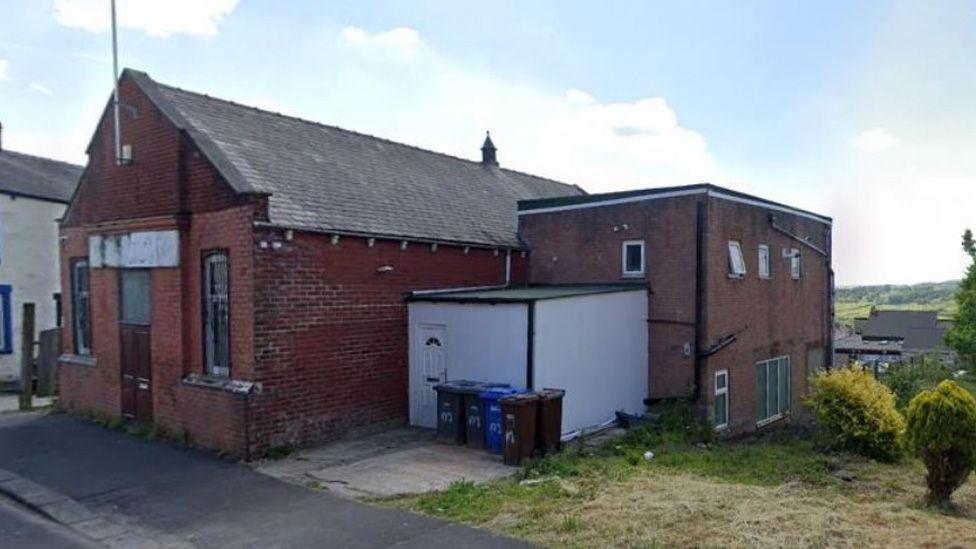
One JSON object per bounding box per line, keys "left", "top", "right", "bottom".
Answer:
{"left": 883, "top": 357, "right": 951, "bottom": 409}
{"left": 807, "top": 365, "right": 904, "bottom": 462}
{"left": 905, "top": 379, "right": 976, "bottom": 507}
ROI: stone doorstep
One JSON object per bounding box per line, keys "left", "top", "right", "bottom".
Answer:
{"left": 0, "top": 467, "right": 156, "bottom": 547}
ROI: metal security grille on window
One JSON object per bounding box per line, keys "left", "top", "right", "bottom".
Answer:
{"left": 756, "top": 356, "right": 791, "bottom": 424}
{"left": 73, "top": 261, "right": 91, "bottom": 355}
{"left": 205, "top": 254, "right": 230, "bottom": 377}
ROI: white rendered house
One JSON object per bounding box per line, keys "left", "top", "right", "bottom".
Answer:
{"left": 0, "top": 129, "right": 81, "bottom": 387}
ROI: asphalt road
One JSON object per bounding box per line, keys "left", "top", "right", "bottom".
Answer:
{"left": 0, "top": 411, "right": 527, "bottom": 548}
{"left": 0, "top": 495, "right": 101, "bottom": 549}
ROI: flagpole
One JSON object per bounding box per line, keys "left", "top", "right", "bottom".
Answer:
{"left": 111, "top": 0, "right": 122, "bottom": 165}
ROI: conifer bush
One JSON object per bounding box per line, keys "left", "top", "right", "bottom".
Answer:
{"left": 905, "top": 380, "right": 976, "bottom": 507}
{"left": 807, "top": 365, "right": 904, "bottom": 462}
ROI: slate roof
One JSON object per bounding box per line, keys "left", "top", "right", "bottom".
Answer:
{"left": 0, "top": 148, "right": 82, "bottom": 203}
{"left": 856, "top": 310, "right": 939, "bottom": 340}
{"left": 834, "top": 334, "right": 903, "bottom": 355}
{"left": 409, "top": 283, "right": 647, "bottom": 303}
{"left": 125, "top": 69, "right": 584, "bottom": 248}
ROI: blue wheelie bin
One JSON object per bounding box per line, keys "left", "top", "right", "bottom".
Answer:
{"left": 481, "top": 387, "right": 521, "bottom": 454}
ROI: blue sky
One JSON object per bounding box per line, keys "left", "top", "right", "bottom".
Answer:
{"left": 1, "top": 1, "right": 974, "bottom": 285}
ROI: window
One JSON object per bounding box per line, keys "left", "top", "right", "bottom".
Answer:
{"left": 0, "top": 285, "right": 11, "bottom": 354}
{"left": 621, "top": 240, "right": 645, "bottom": 277}
{"left": 118, "top": 270, "right": 151, "bottom": 325}
{"left": 790, "top": 248, "right": 801, "bottom": 279}
{"left": 756, "top": 356, "right": 791, "bottom": 424}
{"left": 71, "top": 260, "right": 92, "bottom": 355}
{"left": 714, "top": 370, "right": 729, "bottom": 429}
{"left": 204, "top": 252, "right": 230, "bottom": 377}
{"left": 758, "top": 245, "right": 771, "bottom": 279}
{"left": 728, "top": 241, "right": 746, "bottom": 277}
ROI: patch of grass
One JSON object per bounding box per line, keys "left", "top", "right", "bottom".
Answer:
{"left": 304, "top": 479, "right": 328, "bottom": 491}
{"left": 266, "top": 444, "right": 294, "bottom": 461}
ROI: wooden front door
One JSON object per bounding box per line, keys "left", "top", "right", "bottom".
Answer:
{"left": 119, "top": 270, "right": 152, "bottom": 422}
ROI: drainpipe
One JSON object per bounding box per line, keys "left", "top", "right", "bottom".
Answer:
{"left": 693, "top": 201, "right": 706, "bottom": 401}
{"left": 826, "top": 227, "right": 835, "bottom": 368}
{"left": 505, "top": 250, "right": 512, "bottom": 286}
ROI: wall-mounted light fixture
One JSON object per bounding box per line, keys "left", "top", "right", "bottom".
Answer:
{"left": 400, "top": 240, "right": 408, "bottom": 251}
{"left": 284, "top": 230, "right": 294, "bottom": 242}
{"left": 367, "top": 238, "right": 375, "bottom": 248}
{"left": 430, "top": 243, "right": 438, "bottom": 252}
{"left": 331, "top": 234, "right": 340, "bottom": 246}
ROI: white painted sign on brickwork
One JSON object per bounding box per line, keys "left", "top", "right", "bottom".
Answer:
{"left": 89, "top": 230, "right": 179, "bottom": 268}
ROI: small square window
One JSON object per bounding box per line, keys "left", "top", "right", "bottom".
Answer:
{"left": 728, "top": 241, "right": 746, "bottom": 277}
{"left": 790, "top": 248, "right": 801, "bottom": 279}
{"left": 622, "top": 240, "right": 645, "bottom": 277}
{"left": 758, "top": 245, "right": 770, "bottom": 279}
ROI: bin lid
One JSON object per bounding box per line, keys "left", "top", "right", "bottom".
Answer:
{"left": 500, "top": 392, "right": 539, "bottom": 404}
{"left": 480, "top": 387, "right": 521, "bottom": 399}
{"left": 537, "top": 388, "right": 565, "bottom": 399}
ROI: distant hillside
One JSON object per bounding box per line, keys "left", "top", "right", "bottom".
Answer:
{"left": 835, "top": 280, "right": 959, "bottom": 328}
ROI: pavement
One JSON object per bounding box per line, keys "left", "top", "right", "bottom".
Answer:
{"left": 0, "top": 411, "right": 530, "bottom": 548}
{"left": 256, "top": 427, "right": 514, "bottom": 499}
{"left": 0, "top": 393, "right": 55, "bottom": 413}
{"left": 0, "top": 495, "right": 101, "bottom": 549}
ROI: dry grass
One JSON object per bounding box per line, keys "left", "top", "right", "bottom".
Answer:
{"left": 492, "top": 470, "right": 976, "bottom": 548}
{"left": 387, "top": 430, "right": 976, "bottom": 548}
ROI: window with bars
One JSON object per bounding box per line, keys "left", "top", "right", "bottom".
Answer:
{"left": 756, "top": 356, "right": 791, "bottom": 424}
{"left": 204, "top": 252, "right": 230, "bottom": 377}
{"left": 71, "top": 259, "right": 91, "bottom": 355}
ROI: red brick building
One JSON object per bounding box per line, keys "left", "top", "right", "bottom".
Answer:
{"left": 57, "top": 69, "right": 581, "bottom": 457}
{"left": 59, "top": 69, "right": 831, "bottom": 456}
{"left": 518, "top": 186, "right": 833, "bottom": 433}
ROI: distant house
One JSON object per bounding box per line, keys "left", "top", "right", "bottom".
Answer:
{"left": 835, "top": 309, "right": 953, "bottom": 366}
{"left": 59, "top": 69, "right": 833, "bottom": 457}
{"left": 0, "top": 126, "right": 82, "bottom": 388}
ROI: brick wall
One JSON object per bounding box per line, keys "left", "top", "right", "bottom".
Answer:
{"left": 701, "top": 199, "right": 831, "bottom": 433}
{"left": 519, "top": 195, "right": 702, "bottom": 401}
{"left": 59, "top": 74, "right": 261, "bottom": 455}
{"left": 246, "top": 230, "right": 517, "bottom": 454}
{"left": 519, "top": 192, "right": 832, "bottom": 435}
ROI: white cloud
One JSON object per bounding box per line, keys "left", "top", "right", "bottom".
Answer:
{"left": 0, "top": 58, "right": 8, "bottom": 80}
{"left": 29, "top": 82, "right": 54, "bottom": 97}
{"left": 324, "top": 27, "right": 720, "bottom": 190}
{"left": 850, "top": 128, "right": 898, "bottom": 152}
{"left": 53, "top": 0, "right": 239, "bottom": 38}
{"left": 338, "top": 26, "right": 422, "bottom": 56}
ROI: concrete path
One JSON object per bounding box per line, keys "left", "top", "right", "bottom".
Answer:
{"left": 256, "top": 427, "right": 514, "bottom": 499}
{"left": 0, "top": 412, "right": 529, "bottom": 548}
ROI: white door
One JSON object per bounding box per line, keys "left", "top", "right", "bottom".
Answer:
{"left": 414, "top": 324, "right": 447, "bottom": 428}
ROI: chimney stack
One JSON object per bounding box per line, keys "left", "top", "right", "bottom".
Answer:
{"left": 481, "top": 131, "right": 497, "bottom": 166}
